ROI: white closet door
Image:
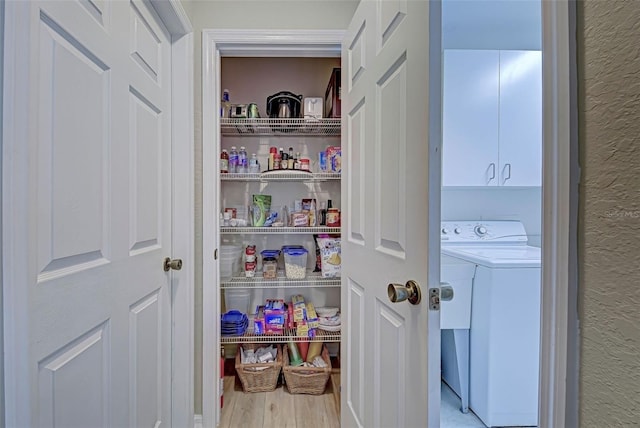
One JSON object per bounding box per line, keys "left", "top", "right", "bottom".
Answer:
{"left": 3, "top": 1, "right": 173, "bottom": 426}
{"left": 342, "top": 0, "right": 438, "bottom": 426}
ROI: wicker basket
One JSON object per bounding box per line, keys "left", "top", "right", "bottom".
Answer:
{"left": 235, "top": 344, "right": 282, "bottom": 393}
{"left": 283, "top": 344, "right": 332, "bottom": 395}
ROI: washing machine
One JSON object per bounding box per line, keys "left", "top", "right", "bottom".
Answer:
{"left": 441, "top": 221, "right": 541, "bottom": 427}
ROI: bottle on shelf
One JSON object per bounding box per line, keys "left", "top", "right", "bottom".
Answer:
{"left": 319, "top": 201, "right": 327, "bottom": 226}
{"left": 220, "top": 149, "right": 229, "bottom": 173}
{"left": 221, "top": 89, "right": 231, "bottom": 118}
{"left": 249, "top": 153, "right": 260, "bottom": 173}
{"left": 229, "top": 146, "right": 238, "bottom": 173}
{"left": 268, "top": 147, "right": 277, "bottom": 170}
{"left": 274, "top": 151, "right": 281, "bottom": 170}
{"left": 294, "top": 152, "right": 301, "bottom": 170}
{"left": 288, "top": 147, "right": 295, "bottom": 169}
{"left": 238, "top": 146, "right": 248, "bottom": 174}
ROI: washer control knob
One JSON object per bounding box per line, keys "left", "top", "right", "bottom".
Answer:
{"left": 474, "top": 225, "right": 488, "bottom": 236}
{"left": 454, "top": 228, "right": 462, "bottom": 234}
{"left": 441, "top": 228, "right": 449, "bottom": 235}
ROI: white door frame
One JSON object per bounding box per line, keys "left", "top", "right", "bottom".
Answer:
{"left": 1, "top": 1, "right": 195, "bottom": 426}
{"left": 539, "top": 1, "right": 578, "bottom": 427}
{"left": 201, "top": 28, "right": 345, "bottom": 428}
{"left": 200, "top": 0, "right": 577, "bottom": 426}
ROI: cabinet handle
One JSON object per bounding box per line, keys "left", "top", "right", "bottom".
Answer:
{"left": 502, "top": 163, "right": 512, "bottom": 183}
{"left": 487, "top": 163, "right": 496, "bottom": 183}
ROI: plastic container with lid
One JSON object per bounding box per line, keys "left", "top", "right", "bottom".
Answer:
{"left": 284, "top": 248, "right": 308, "bottom": 279}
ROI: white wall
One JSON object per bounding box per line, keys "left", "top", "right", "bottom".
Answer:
{"left": 187, "top": 0, "right": 358, "bottom": 415}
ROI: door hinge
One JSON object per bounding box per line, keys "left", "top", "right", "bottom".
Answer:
{"left": 214, "top": 248, "right": 218, "bottom": 260}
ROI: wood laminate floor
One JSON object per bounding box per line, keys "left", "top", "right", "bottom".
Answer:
{"left": 219, "top": 373, "right": 340, "bottom": 428}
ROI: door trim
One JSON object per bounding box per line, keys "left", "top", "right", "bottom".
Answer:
{"left": 1, "top": 1, "right": 194, "bottom": 426}
{"left": 201, "top": 28, "right": 344, "bottom": 428}
{"left": 149, "top": 2, "right": 195, "bottom": 427}
{"left": 539, "top": 1, "right": 578, "bottom": 427}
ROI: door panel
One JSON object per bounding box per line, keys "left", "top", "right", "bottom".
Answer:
{"left": 37, "top": 14, "right": 111, "bottom": 279}
{"left": 4, "top": 1, "right": 173, "bottom": 426}
{"left": 38, "top": 323, "right": 110, "bottom": 428}
{"left": 375, "top": 53, "right": 407, "bottom": 256}
{"left": 342, "top": 0, "right": 435, "bottom": 427}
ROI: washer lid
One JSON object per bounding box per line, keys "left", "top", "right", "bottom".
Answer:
{"left": 442, "top": 245, "right": 541, "bottom": 268}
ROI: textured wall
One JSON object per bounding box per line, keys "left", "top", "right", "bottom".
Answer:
{"left": 577, "top": 1, "right": 640, "bottom": 425}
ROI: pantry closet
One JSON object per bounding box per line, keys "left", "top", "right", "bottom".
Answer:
{"left": 202, "top": 33, "right": 346, "bottom": 427}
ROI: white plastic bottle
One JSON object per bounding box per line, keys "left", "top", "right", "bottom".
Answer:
{"left": 249, "top": 153, "right": 260, "bottom": 173}
{"left": 229, "top": 146, "right": 238, "bottom": 174}
{"left": 238, "top": 146, "right": 248, "bottom": 173}
{"left": 221, "top": 89, "right": 231, "bottom": 118}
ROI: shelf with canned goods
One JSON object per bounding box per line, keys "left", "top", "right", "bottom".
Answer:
{"left": 221, "top": 271, "right": 341, "bottom": 289}
{"left": 220, "top": 328, "right": 341, "bottom": 344}
{"left": 220, "top": 226, "right": 341, "bottom": 235}
{"left": 220, "top": 118, "right": 341, "bottom": 137}
{"left": 220, "top": 172, "right": 341, "bottom": 182}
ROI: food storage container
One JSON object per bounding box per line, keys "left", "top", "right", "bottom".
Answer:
{"left": 284, "top": 248, "right": 308, "bottom": 279}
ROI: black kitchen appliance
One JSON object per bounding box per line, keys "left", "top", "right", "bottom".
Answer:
{"left": 266, "top": 91, "right": 303, "bottom": 119}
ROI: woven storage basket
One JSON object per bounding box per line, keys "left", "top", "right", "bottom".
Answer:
{"left": 283, "top": 344, "right": 332, "bottom": 395}
{"left": 235, "top": 344, "right": 282, "bottom": 393}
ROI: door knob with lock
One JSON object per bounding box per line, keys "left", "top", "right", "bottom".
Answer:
{"left": 163, "top": 257, "right": 183, "bottom": 272}
{"left": 387, "top": 280, "right": 422, "bottom": 305}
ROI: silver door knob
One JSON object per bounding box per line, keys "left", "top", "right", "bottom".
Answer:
{"left": 163, "top": 257, "right": 183, "bottom": 272}
{"left": 387, "top": 280, "right": 422, "bottom": 305}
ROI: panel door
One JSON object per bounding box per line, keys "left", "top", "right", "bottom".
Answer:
{"left": 442, "top": 49, "right": 500, "bottom": 186}
{"left": 3, "top": 1, "right": 173, "bottom": 426}
{"left": 341, "top": 0, "right": 438, "bottom": 426}
{"left": 498, "top": 50, "right": 543, "bottom": 186}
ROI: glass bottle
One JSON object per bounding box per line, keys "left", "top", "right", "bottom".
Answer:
{"left": 288, "top": 147, "right": 295, "bottom": 169}
{"left": 220, "top": 149, "right": 229, "bottom": 173}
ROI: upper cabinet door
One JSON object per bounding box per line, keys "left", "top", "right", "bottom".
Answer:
{"left": 498, "top": 50, "right": 542, "bottom": 186}
{"left": 442, "top": 50, "right": 500, "bottom": 186}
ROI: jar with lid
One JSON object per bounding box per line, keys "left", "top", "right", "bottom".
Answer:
{"left": 300, "top": 158, "right": 310, "bottom": 171}
{"left": 262, "top": 257, "right": 278, "bottom": 279}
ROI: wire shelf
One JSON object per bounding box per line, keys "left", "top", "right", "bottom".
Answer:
{"left": 220, "top": 118, "right": 341, "bottom": 136}
{"left": 220, "top": 172, "right": 341, "bottom": 182}
{"left": 221, "top": 272, "right": 341, "bottom": 289}
{"left": 221, "top": 328, "right": 341, "bottom": 344}
{"left": 220, "top": 226, "right": 340, "bottom": 234}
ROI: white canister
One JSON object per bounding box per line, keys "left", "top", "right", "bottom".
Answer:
{"left": 303, "top": 97, "right": 323, "bottom": 119}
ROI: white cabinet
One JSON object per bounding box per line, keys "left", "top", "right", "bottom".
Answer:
{"left": 442, "top": 49, "right": 542, "bottom": 187}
